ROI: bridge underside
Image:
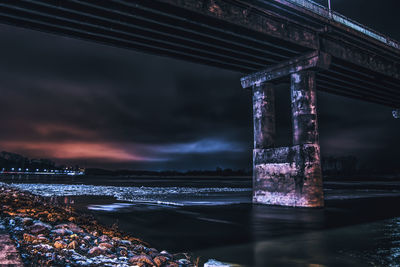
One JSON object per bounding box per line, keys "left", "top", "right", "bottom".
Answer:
{"left": 1, "top": 0, "right": 399, "bottom": 108}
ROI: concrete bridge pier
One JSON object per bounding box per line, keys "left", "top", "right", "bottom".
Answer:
{"left": 242, "top": 51, "right": 330, "bottom": 208}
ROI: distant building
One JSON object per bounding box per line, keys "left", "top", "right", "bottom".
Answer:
{"left": 0, "top": 150, "right": 84, "bottom": 175}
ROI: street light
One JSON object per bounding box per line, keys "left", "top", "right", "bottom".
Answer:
{"left": 327, "top": 0, "right": 332, "bottom": 18}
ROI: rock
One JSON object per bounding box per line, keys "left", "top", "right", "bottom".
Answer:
{"left": 178, "top": 258, "right": 191, "bottom": 265}
{"left": 79, "top": 244, "right": 88, "bottom": 253}
{"left": 22, "top": 217, "right": 33, "bottom": 226}
{"left": 160, "top": 250, "right": 173, "bottom": 260}
{"left": 23, "top": 233, "right": 36, "bottom": 242}
{"left": 16, "top": 209, "right": 29, "bottom": 213}
{"left": 55, "top": 223, "right": 82, "bottom": 233}
{"left": 32, "top": 244, "right": 54, "bottom": 253}
{"left": 68, "top": 217, "right": 76, "bottom": 222}
{"left": 98, "top": 235, "right": 109, "bottom": 242}
{"left": 67, "top": 241, "right": 78, "bottom": 250}
{"left": 154, "top": 255, "right": 168, "bottom": 267}
{"left": 128, "top": 255, "right": 155, "bottom": 266}
{"left": 166, "top": 262, "right": 179, "bottom": 267}
{"left": 14, "top": 226, "right": 24, "bottom": 232}
{"left": 204, "top": 259, "right": 231, "bottom": 267}
{"left": 29, "top": 222, "right": 52, "bottom": 234}
{"left": 146, "top": 248, "right": 158, "bottom": 258}
{"left": 120, "top": 240, "right": 132, "bottom": 246}
{"left": 91, "top": 231, "right": 100, "bottom": 237}
{"left": 98, "top": 243, "right": 113, "bottom": 250}
{"left": 119, "top": 248, "right": 128, "bottom": 257}
{"left": 54, "top": 241, "right": 67, "bottom": 249}
{"left": 37, "top": 236, "right": 50, "bottom": 243}
{"left": 88, "top": 246, "right": 104, "bottom": 257}
{"left": 51, "top": 228, "right": 73, "bottom": 236}
{"left": 83, "top": 235, "right": 92, "bottom": 241}
{"left": 70, "top": 234, "right": 78, "bottom": 240}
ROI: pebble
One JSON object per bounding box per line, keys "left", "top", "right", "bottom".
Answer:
{"left": 128, "top": 254, "right": 155, "bottom": 265}
{"left": 98, "top": 242, "right": 113, "bottom": 250}
{"left": 51, "top": 228, "right": 73, "bottom": 236}
{"left": 54, "top": 240, "right": 67, "bottom": 249}
{"left": 67, "top": 240, "right": 78, "bottom": 250}
{"left": 88, "top": 246, "right": 104, "bottom": 256}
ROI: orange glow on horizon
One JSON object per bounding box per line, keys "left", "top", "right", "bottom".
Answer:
{"left": 1, "top": 141, "right": 153, "bottom": 162}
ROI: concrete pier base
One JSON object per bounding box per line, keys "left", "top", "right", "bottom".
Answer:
{"left": 253, "top": 144, "right": 323, "bottom": 207}
{"left": 249, "top": 68, "right": 324, "bottom": 208}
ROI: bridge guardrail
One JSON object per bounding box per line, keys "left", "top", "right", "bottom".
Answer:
{"left": 284, "top": 0, "right": 400, "bottom": 50}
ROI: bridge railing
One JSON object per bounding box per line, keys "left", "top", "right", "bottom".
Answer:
{"left": 284, "top": 0, "right": 400, "bottom": 50}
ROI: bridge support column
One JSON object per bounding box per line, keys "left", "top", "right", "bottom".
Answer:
{"left": 242, "top": 51, "right": 330, "bottom": 207}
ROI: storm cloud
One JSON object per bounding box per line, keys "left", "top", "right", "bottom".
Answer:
{"left": 0, "top": 0, "right": 399, "bottom": 171}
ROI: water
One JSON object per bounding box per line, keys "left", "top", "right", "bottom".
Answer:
{"left": 2, "top": 175, "right": 400, "bottom": 266}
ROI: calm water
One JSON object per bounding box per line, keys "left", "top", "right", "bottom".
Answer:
{"left": 2, "top": 175, "right": 400, "bottom": 266}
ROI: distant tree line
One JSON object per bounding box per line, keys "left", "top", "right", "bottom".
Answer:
{"left": 321, "top": 155, "right": 358, "bottom": 176}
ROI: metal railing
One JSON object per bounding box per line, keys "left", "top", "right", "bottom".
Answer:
{"left": 284, "top": 0, "right": 400, "bottom": 50}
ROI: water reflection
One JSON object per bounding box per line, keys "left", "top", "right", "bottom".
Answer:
{"left": 249, "top": 203, "right": 400, "bottom": 266}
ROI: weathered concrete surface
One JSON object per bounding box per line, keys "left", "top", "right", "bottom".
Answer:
{"left": 291, "top": 71, "right": 319, "bottom": 145}
{"left": 0, "top": 227, "right": 23, "bottom": 266}
{"left": 320, "top": 38, "right": 400, "bottom": 80}
{"left": 159, "top": 0, "right": 319, "bottom": 49}
{"left": 253, "top": 144, "right": 324, "bottom": 207}
{"left": 253, "top": 83, "right": 276, "bottom": 148}
{"left": 241, "top": 51, "right": 331, "bottom": 89}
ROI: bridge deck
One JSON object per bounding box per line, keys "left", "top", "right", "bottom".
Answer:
{"left": 0, "top": 0, "right": 399, "bottom": 108}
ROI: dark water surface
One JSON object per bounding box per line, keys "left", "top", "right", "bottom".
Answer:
{"left": 2, "top": 175, "right": 400, "bottom": 266}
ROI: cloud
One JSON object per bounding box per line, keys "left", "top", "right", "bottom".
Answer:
{"left": 0, "top": 141, "right": 166, "bottom": 163}
{"left": 156, "top": 138, "right": 246, "bottom": 154}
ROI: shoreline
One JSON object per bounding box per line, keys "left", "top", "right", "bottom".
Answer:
{"left": 0, "top": 185, "right": 197, "bottom": 266}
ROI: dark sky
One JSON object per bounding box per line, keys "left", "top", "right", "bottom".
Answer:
{"left": 0, "top": 0, "right": 399, "bottom": 171}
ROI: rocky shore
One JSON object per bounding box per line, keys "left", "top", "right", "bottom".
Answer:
{"left": 0, "top": 184, "right": 197, "bottom": 266}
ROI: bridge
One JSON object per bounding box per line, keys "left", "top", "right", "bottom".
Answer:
{"left": 1, "top": 0, "right": 399, "bottom": 207}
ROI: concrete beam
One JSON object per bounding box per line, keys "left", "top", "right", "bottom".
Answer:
{"left": 241, "top": 51, "right": 331, "bottom": 89}
{"left": 320, "top": 38, "right": 400, "bottom": 80}
{"left": 157, "top": 0, "right": 319, "bottom": 49}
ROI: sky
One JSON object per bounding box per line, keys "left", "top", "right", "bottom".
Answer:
{"left": 0, "top": 0, "right": 399, "bottom": 171}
